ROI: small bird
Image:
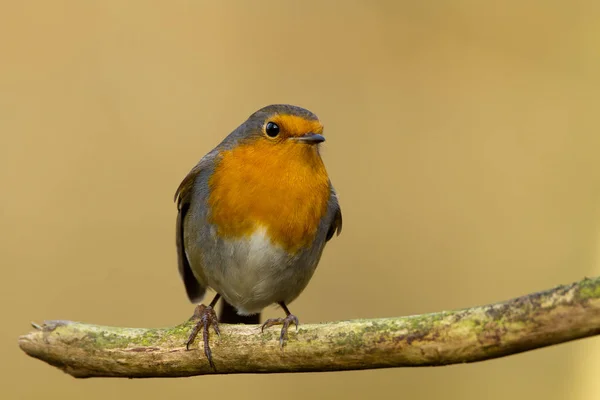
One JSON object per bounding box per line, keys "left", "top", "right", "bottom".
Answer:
{"left": 174, "top": 104, "right": 342, "bottom": 368}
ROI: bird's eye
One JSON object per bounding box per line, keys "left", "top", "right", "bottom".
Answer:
{"left": 265, "top": 122, "right": 280, "bottom": 138}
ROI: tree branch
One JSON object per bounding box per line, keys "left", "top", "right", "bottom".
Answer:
{"left": 18, "top": 276, "right": 600, "bottom": 378}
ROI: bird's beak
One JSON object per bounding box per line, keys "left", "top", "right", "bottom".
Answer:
{"left": 295, "top": 133, "right": 325, "bottom": 144}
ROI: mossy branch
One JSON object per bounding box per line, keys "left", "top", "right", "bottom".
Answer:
{"left": 18, "top": 276, "right": 600, "bottom": 378}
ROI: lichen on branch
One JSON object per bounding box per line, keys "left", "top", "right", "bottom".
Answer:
{"left": 18, "top": 276, "right": 600, "bottom": 378}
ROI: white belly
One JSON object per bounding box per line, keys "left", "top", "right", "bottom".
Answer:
{"left": 203, "top": 226, "right": 305, "bottom": 315}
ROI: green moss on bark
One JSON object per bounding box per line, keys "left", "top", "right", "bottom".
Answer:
{"left": 18, "top": 276, "right": 600, "bottom": 378}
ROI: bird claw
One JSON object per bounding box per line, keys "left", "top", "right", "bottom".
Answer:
{"left": 213, "top": 322, "right": 221, "bottom": 338}
{"left": 185, "top": 304, "right": 220, "bottom": 369}
{"left": 261, "top": 314, "right": 299, "bottom": 349}
{"left": 261, "top": 317, "right": 283, "bottom": 333}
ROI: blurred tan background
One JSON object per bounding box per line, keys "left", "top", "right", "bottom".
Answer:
{"left": 2, "top": 1, "right": 600, "bottom": 399}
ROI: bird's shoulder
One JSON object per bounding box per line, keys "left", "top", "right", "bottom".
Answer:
{"left": 174, "top": 150, "right": 218, "bottom": 210}
{"left": 326, "top": 185, "right": 342, "bottom": 241}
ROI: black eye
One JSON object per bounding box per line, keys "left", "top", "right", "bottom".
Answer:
{"left": 265, "top": 122, "right": 280, "bottom": 138}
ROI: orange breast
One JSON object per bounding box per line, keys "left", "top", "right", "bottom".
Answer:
{"left": 208, "top": 140, "right": 330, "bottom": 254}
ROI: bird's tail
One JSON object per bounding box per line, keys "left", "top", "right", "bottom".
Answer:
{"left": 219, "top": 300, "right": 260, "bottom": 324}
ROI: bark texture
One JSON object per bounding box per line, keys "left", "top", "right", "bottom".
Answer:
{"left": 18, "top": 276, "right": 600, "bottom": 378}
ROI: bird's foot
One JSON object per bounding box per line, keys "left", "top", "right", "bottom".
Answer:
{"left": 261, "top": 314, "right": 299, "bottom": 348}
{"left": 186, "top": 304, "right": 221, "bottom": 369}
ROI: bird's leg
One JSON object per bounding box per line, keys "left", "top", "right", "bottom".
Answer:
{"left": 186, "top": 294, "right": 221, "bottom": 369}
{"left": 261, "top": 302, "right": 299, "bottom": 348}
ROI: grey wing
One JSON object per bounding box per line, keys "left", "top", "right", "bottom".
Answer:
{"left": 326, "top": 186, "right": 343, "bottom": 242}
{"left": 174, "top": 162, "right": 207, "bottom": 303}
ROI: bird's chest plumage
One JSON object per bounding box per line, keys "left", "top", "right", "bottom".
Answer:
{"left": 189, "top": 141, "right": 331, "bottom": 313}
{"left": 207, "top": 140, "right": 330, "bottom": 254}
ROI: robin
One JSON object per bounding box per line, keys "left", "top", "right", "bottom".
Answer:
{"left": 174, "top": 104, "right": 342, "bottom": 368}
